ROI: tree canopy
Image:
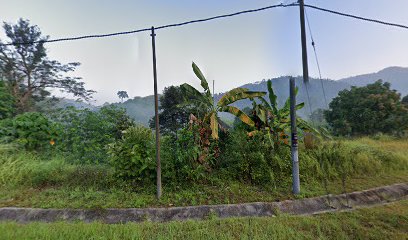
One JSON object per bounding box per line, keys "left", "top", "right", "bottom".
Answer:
{"left": 0, "top": 18, "right": 95, "bottom": 113}
{"left": 402, "top": 95, "right": 408, "bottom": 105}
{"left": 0, "top": 80, "right": 15, "bottom": 119}
{"left": 325, "top": 80, "right": 408, "bottom": 136}
{"left": 149, "top": 85, "right": 190, "bottom": 135}
{"left": 117, "top": 91, "right": 129, "bottom": 102}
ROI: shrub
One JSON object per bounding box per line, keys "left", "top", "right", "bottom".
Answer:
{"left": 221, "top": 130, "right": 279, "bottom": 186}
{"left": 0, "top": 112, "right": 59, "bottom": 150}
{"left": 161, "top": 128, "right": 206, "bottom": 183}
{"left": 50, "top": 106, "right": 134, "bottom": 163}
{"left": 108, "top": 125, "right": 155, "bottom": 182}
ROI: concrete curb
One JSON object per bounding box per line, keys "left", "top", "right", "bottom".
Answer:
{"left": 0, "top": 183, "right": 407, "bottom": 223}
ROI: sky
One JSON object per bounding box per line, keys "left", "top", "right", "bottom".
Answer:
{"left": 1, "top": 0, "right": 408, "bottom": 104}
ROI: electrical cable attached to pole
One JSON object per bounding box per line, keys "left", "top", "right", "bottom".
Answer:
{"left": 2, "top": 3, "right": 408, "bottom": 46}
{"left": 305, "top": 9, "right": 329, "bottom": 108}
{"left": 0, "top": 3, "right": 298, "bottom": 46}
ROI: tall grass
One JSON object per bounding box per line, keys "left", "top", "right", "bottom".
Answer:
{"left": 0, "top": 145, "right": 113, "bottom": 189}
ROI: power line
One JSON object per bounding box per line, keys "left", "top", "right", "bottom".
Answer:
{"left": 2, "top": 3, "right": 408, "bottom": 46}
{"left": 305, "top": 9, "right": 329, "bottom": 108}
{"left": 304, "top": 4, "right": 408, "bottom": 30}
{"left": 0, "top": 3, "right": 298, "bottom": 46}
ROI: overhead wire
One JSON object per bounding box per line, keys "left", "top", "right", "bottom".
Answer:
{"left": 1, "top": 3, "right": 408, "bottom": 47}
{"left": 305, "top": 9, "right": 329, "bottom": 108}
{"left": 0, "top": 2, "right": 298, "bottom": 46}
{"left": 304, "top": 4, "right": 408, "bottom": 30}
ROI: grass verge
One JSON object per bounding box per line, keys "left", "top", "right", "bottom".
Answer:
{"left": 0, "top": 200, "right": 407, "bottom": 239}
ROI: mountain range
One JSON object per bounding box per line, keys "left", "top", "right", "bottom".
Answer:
{"left": 61, "top": 66, "right": 408, "bottom": 126}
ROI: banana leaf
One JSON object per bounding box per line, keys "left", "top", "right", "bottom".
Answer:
{"left": 220, "top": 105, "right": 255, "bottom": 127}
{"left": 217, "top": 88, "right": 266, "bottom": 107}
{"left": 192, "top": 62, "right": 212, "bottom": 100}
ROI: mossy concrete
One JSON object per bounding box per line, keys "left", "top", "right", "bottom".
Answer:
{"left": 0, "top": 183, "right": 407, "bottom": 223}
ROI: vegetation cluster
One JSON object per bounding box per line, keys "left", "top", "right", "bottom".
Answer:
{"left": 0, "top": 19, "right": 407, "bottom": 208}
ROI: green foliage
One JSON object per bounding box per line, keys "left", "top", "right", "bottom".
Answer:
{"left": 108, "top": 125, "right": 155, "bottom": 182}
{"left": 325, "top": 80, "right": 408, "bottom": 136}
{"left": 0, "top": 18, "right": 94, "bottom": 113}
{"left": 161, "top": 128, "right": 206, "bottom": 183}
{"left": 402, "top": 95, "right": 408, "bottom": 105}
{"left": 0, "top": 112, "right": 59, "bottom": 150}
{"left": 0, "top": 136, "right": 407, "bottom": 209}
{"left": 0, "top": 148, "right": 69, "bottom": 187}
{"left": 0, "top": 81, "right": 15, "bottom": 119}
{"left": 221, "top": 130, "right": 285, "bottom": 186}
{"left": 50, "top": 106, "right": 134, "bottom": 163}
{"left": 248, "top": 80, "right": 320, "bottom": 149}
{"left": 117, "top": 91, "right": 129, "bottom": 102}
{"left": 181, "top": 62, "right": 266, "bottom": 139}
{"left": 149, "top": 86, "right": 190, "bottom": 135}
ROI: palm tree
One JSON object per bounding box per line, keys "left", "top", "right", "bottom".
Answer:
{"left": 181, "top": 62, "right": 266, "bottom": 139}
{"left": 117, "top": 91, "right": 129, "bottom": 103}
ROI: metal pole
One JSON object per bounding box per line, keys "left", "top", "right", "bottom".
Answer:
{"left": 150, "top": 26, "right": 162, "bottom": 199}
{"left": 299, "top": 0, "right": 309, "bottom": 84}
{"left": 290, "top": 77, "right": 300, "bottom": 194}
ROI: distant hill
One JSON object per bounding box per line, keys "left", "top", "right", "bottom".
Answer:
{"left": 217, "top": 66, "right": 408, "bottom": 120}
{"left": 58, "top": 66, "right": 408, "bottom": 126}
{"left": 113, "top": 96, "right": 156, "bottom": 126}
{"left": 55, "top": 99, "right": 98, "bottom": 110}
{"left": 339, "top": 66, "right": 408, "bottom": 96}
{"left": 222, "top": 76, "right": 351, "bottom": 119}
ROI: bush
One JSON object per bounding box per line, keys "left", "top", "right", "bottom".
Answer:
{"left": 221, "top": 130, "right": 280, "bottom": 186}
{"left": 161, "top": 128, "right": 206, "bottom": 183}
{"left": 0, "top": 112, "right": 59, "bottom": 150}
{"left": 50, "top": 106, "right": 134, "bottom": 163}
{"left": 108, "top": 125, "right": 155, "bottom": 182}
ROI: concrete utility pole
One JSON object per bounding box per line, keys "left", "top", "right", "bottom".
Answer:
{"left": 150, "top": 26, "right": 162, "bottom": 199}
{"left": 290, "top": 77, "right": 300, "bottom": 194}
{"left": 299, "top": 0, "right": 309, "bottom": 84}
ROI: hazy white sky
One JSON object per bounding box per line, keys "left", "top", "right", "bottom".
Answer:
{"left": 1, "top": 0, "right": 408, "bottom": 104}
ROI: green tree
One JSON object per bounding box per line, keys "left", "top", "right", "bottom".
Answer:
{"left": 402, "top": 95, "right": 408, "bottom": 105}
{"left": 149, "top": 85, "right": 190, "bottom": 135}
{"left": 0, "top": 80, "right": 15, "bottom": 119}
{"left": 49, "top": 106, "right": 134, "bottom": 163}
{"left": 0, "top": 112, "right": 59, "bottom": 150}
{"left": 117, "top": 91, "right": 129, "bottom": 103}
{"left": 0, "top": 18, "right": 94, "bottom": 113}
{"left": 325, "top": 80, "right": 408, "bottom": 136}
{"left": 181, "top": 62, "right": 266, "bottom": 139}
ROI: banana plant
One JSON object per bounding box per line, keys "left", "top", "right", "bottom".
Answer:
{"left": 250, "top": 79, "right": 319, "bottom": 147}
{"left": 180, "top": 62, "right": 266, "bottom": 139}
